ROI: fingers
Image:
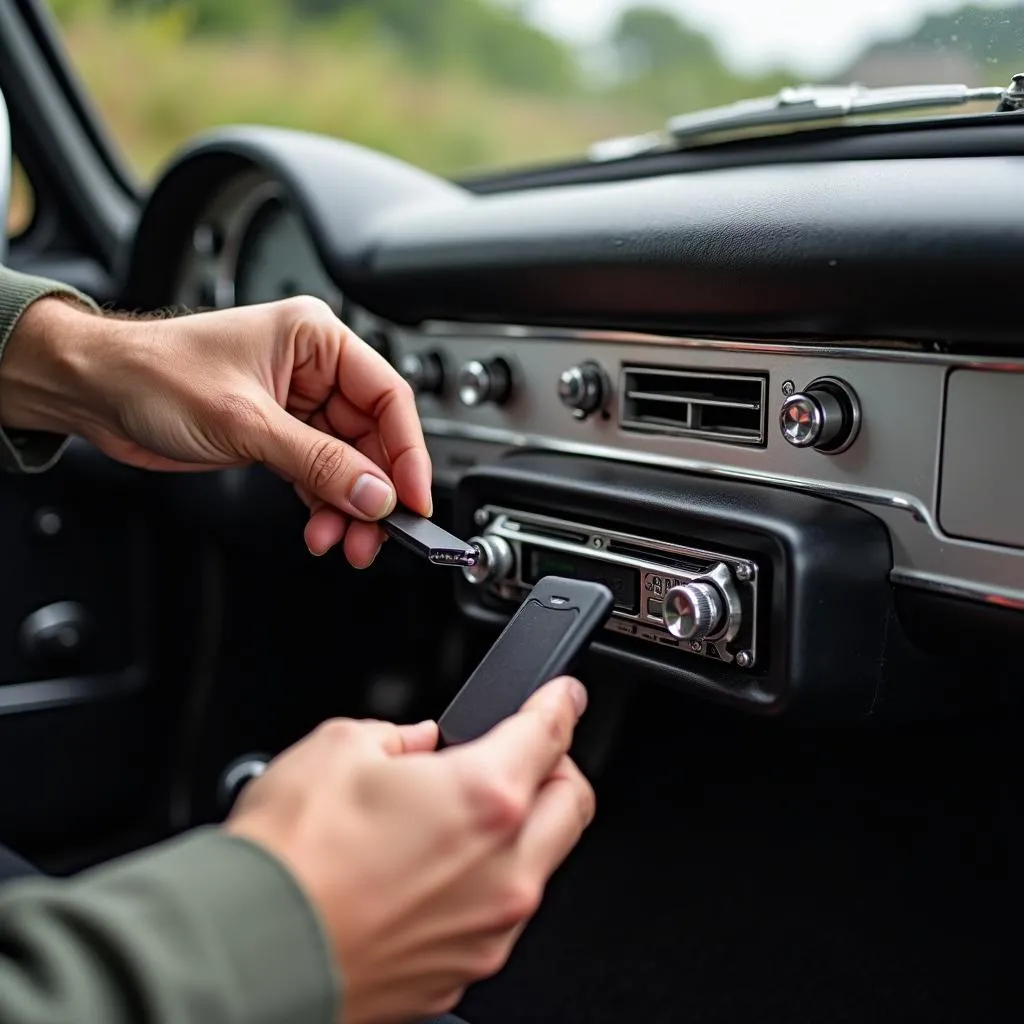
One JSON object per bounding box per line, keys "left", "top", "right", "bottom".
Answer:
{"left": 327, "top": 341, "right": 433, "bottom": 518}
{"left": 456, "top": 677, "right": 588, "bottom": 800}
{"left": 516, "top": 756, "right": 596, "bottom": 880}
{"left": 256, "top": 402, "right": 397, "bottom": 522}
{"left": 318, "top": 718, "right": 440, "bottom": 757}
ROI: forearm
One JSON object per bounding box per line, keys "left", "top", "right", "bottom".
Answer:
{"left": 0, "top": 266, "right": 106, "bottom": 470}
{"left": 0, "top": 829, "right": 339, "bottom": 1024}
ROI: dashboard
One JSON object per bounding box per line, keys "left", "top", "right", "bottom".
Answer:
{"left": 118, "top": 124, "right": 1024, "bottom": 718}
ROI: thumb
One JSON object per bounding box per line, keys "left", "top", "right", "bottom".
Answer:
{"left": 256, "top": 403, "right": 397, "bottom": 521}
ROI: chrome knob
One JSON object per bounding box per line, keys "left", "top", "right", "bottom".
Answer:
{"left": 462, "top": 535, "right": 514, "bottom": 585}
{"left": 216, "top": 753, "right": 270, "bottom": 814}
{"left": 558, "top": 361, "right": 607, "bottom": 417}
{"left": 664, "top": 582, "right": 723, "bottom": 642}
{"left": 457, "top": 358, "right": 512, "bottom": 407}
{"left": 399, "top": 351, "right": 444, "bottom": 396}
{"left": 780, "top": 378, "right": 860, "bottom": 453}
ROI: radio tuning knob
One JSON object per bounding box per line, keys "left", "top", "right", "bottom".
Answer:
{"left": 558, "top": 361, "right": 607, "bottom": 418}
{"left": 462, "top": 535, "right": 514, "bottom": 585}
{"left": 457, "top": 358, "right": 512, "bottom": 407}
{"left": 663, "top": 581, "right": 723, "bottom": 642}
{"left": 399, "top": 351, "right": 445, "bottom": 396}
{"left": 780, "top": 377, "right": 861, "bottom": 454}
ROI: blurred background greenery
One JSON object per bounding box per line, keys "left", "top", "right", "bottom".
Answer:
{"left": 6, "top": 0, "right": 1023, "bottom": 236}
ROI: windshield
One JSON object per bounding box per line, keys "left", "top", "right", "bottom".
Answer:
{"left": 50, "top": 0, "right": 1024, "bottom": 181}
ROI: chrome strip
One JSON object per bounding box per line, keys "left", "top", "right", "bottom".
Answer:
{"left": 888, "top": 570, "right": 1024, "bottom": 611}
{"left": 422, "top": 419, "right": 1024, "bottom": 608}
{"left": 0, "top": 86, "right": 11, "bottom": 263}
{"left": 0, "top": 669, "right": 144, "bottom": 717}
{"left": 421, "top": 320, "right": 1024, "bottom": 369}
{"left": 420, "top": 417, "right": 930, "bottom": 522}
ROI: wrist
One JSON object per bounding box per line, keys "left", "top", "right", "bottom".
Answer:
{"left": 0, "top": 295, "right": 122, "bottom": 437}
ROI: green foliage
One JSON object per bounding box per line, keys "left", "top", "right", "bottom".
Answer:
{"left": 46, "top": 0, "right": 1019, "bottom": 183}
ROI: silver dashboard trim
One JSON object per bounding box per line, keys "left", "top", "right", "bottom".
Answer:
{"left": 420, "top": 416, "right": 929, "bottom": 520}
{"left": 420, "top": 417, "right": 1024, "bottom": 606}
{"left": 421, "top": 320, "right": 1024, "bottom": 370}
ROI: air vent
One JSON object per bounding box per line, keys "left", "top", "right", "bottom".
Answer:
{"left": 619, "top": 366, "right": 767, "bottom": 446}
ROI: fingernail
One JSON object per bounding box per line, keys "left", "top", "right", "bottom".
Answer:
{"left": 350, "top": 474, "right": 394, "bottom": 519}
{"left": 568, "top": 679, "right": 588, "bottom": 717}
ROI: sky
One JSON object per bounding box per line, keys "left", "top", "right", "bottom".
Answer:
{"left": 527, "top": 0, "right": 1008, "bottom": 78}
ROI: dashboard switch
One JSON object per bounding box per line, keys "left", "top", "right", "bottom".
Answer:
{"left": 664, "top": 582, "right": 723, "bottom": 642}
{"left": 400, "top": 351, "right": 444, "bottom": 396}
{"left": 457, "top": 358, "right": 512, "bottom": 407}
{"left": 780, "top": 377, "right": 860, "bottom": 454}
{"left": 558, "top": 361, "right": 608, "bottom": 418}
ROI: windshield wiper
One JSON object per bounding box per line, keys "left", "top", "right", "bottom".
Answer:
{"left": 588, "top": 79, "right": 1015, "bottom": 162}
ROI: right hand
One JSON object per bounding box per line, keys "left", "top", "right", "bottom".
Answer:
{"left": 226, "top": 676, "right": 594, "bottom": 1024}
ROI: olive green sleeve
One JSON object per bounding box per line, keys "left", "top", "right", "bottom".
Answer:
{"left": 0, "top": 265, "right": 98, "bottom": 473}
{"left": 0, "top": 828, "right": 340, "bottom": 1024}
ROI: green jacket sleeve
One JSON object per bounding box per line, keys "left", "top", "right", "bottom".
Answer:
{"left": 0, "top": 828, "right": 340, "bottom": 1024}
{"left": 0, "top": 265, "right": 97, "bottom": 473}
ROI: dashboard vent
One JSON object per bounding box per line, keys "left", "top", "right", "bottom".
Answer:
{"left": 619, "top": 366, "right": 768, "bottom": 446}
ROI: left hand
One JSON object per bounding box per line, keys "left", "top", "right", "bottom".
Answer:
{"left": 2, "top": 295, "right": 432, "bottom": 567}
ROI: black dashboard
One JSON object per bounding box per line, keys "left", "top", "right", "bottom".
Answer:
{"left": 117, "top": 123, "right": 1024, "bottom": 719}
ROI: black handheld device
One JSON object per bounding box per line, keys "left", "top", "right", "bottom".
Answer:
{"left": 438, "top": 576, "right": 614, "bottom": 746}
{"left": 382, "top": 508, "right": 478, "bottom": 567}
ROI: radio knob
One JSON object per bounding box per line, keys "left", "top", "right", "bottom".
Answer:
{"left": 780, "top": 378, "right": 860, "bottom": 453}
{"left": 558, "top": 361, "right": 607, "bottom": 418}
{"left": 463, "top": 535, "right": 514, "bottom": 585}
{"left": 457, "top": 358, "right": 512, "bottom": 407}
{"left": 664, "top": 582, "right": 723, "bottom": 642}
{"left": 399, "top": 351, "right": 444, "bottom": 396}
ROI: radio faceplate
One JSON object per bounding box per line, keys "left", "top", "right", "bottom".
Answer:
{"left": 465, "top": 506, "right": 760, "bottom": 668}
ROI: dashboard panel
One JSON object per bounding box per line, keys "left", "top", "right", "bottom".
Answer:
{"left": 120, "top": 125, "right": 1024, "bottom": 717}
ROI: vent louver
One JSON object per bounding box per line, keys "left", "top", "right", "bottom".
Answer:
{"left": 619, "top": 366, "right": 768, "bottom": 446}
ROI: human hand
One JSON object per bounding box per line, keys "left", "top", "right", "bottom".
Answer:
{"left": 0, "top": 296, "right": 431, "bottom": 566}
{"left": 226, "top": 676, "right": 594, "bottom": 1024}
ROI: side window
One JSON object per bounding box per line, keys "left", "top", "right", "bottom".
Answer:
{"left": 6, "top": 159, "right": 35, "bottom": 239}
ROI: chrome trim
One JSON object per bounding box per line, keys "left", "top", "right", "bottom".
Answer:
{"left": 420, "top": 416, "right": 931, "bottom": 521}
{"left": 888, "top": 570, "right": 1024, "bottom": 611}
{"left": 0, "top": 669, "right": 144, "bottom": 717}
{"left": 421, "top": 320, "right": 1024, "bottom": 369}
{"left": 0, "top": 86, "right": 11, "bottom": 263}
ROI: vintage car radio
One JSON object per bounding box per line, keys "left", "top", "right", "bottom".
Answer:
{"left": 463, "top": 506, "right": 760, "bottom": 668}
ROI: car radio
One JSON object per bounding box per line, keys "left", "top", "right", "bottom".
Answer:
{"left": 462, "top": 506, "right": 760, "bottom": 668}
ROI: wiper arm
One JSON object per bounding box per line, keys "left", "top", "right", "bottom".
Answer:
{"left": 667, "top": 82, "right": 1005, "bottom": 139}
{"left": 588, "top": 79, "right": 1012, "bottom": 162}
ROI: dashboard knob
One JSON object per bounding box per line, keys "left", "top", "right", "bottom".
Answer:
{"left": 457, "top": 358, "right": 512, "bottom": 407}
{"left": 462, "top": 535, "right": 514, "bottom": 585}
{"left": 779, "top": 378, "right": 860, "bottom": 453}
{"left": 399, "top": 351, "right": 444, "bottom": 395}
{"left": 558, "top": 361, "right": 607, "bottom": 417}
{"left": 216, "top": 753, "right": 270, "bottom": 814}
{"left": 663, "top": 582, "right": 723, "bottom": 642}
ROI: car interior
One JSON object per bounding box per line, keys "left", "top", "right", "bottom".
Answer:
{"left": 0, "top": 0, "right": 1019, "bottom": 1021}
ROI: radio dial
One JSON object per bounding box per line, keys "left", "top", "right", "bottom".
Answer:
{"left": 664, "top": 581, "right": 724, "bottom": 642}
{"left": 457, "top": 358, "right": 512, "bottom": 407}
{"left": 463, "top": 535, "right": 514, "bottom": 586}
{"left": 558, "top": 361, "right": 607, "bottom": 418}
